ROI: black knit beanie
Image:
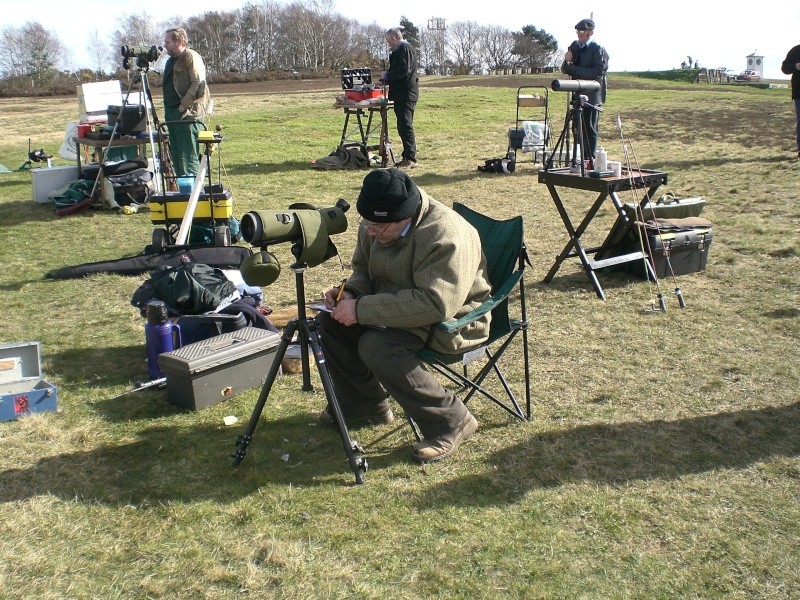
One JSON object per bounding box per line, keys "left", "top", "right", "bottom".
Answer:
{"left": 356, "top": 168, "right": 421, "bottom": 223}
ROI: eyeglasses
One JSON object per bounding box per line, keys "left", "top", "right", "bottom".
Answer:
{"left": 358, "top": 217, "right": 392, "bottom": 236}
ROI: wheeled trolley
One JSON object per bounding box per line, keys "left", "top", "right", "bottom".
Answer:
{"left": 149, "top": 123, "right": 234, "bottom": 251}
{"left": 508, "top": 86, "right": 551, "bottom": 167}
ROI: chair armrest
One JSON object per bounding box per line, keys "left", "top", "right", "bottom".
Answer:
{"left": 434, "top": 269, "right": 523, "bottom": 334}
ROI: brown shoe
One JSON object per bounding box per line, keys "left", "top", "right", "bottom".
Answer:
{"left": 319, "top": 400, "right": 394, "bottom": 428}
{"left": 411, "top": 412, "right": 478, "bottom": 464}
{"left": 396, "top": 159, "right": 418, "bottom": 169}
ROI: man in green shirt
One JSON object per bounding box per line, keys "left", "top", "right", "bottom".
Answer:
{"left": 162, "top": 28, "right": 211, "bottom": 177}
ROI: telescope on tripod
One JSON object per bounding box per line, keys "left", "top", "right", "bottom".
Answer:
{"left": 545, "top": 79, "right": 603, "bottom": 175}
{"left": 232, "top": 199, "right": 369, "bottom": 484}
{"left": 88, "top": 45, "right": 167, "bottom": 203}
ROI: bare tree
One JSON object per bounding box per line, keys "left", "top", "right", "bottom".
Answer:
{"left": 251, "top": 0, "right": 283, "bottom": 71}
{"left": 86, "top": 29, "right": 108, "bottom": 78}
{"left": 447, "top": 20, "right": 483, "bottom": 75}
{"left": 0, "top": 26, "right": 26, "bottom": 77}
{"left": 0, "top": 22, "right": 65, "bottom": 85}
{"left": 109, "top": 12, "right": 170, "bottom": 73}
{"left": 187, "top": 11, "right": 239, "bottom": 73}
{"left": 480, "top": 25, "right": 514, "bottom": 72}
{"left": 350, "top": 22, "right": 389, "bottom": 70}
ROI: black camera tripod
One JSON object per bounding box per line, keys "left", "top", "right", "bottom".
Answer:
{"left": 231, "top": 262, "right": 368, "bottom": 484}
{"left": 89, "top": 62, "right": 167, "bottom": 202}
{"left": 545, "top": 92, "right": 602, "bottom": 176}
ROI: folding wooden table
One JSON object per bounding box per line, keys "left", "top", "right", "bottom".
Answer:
{"left": 538, "top": 167, "right": 668, "bottom": 299}
{"left": 335, "top": 100, "right": 395, "bottom": 167}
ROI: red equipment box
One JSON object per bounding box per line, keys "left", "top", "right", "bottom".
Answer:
{"left": 344, "top": 88, "right": 383, "bottom": 101}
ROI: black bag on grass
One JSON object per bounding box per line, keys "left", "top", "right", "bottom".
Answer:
{"left": 149, "top": 262, "right": 237, "bottom": 315}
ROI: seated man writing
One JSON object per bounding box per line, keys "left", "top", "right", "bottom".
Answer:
{"left": 317, "top": 168, "right": 492, "bottom": 463}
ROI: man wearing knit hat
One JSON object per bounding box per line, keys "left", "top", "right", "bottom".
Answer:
{"left": 317, "top": 168, "right": 492, "bottom": 463}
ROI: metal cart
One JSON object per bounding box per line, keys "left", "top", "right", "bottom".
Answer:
{"left": 148, "top": 123, "right": 234, "bottom": 251}
{"left": 508, "top": 86, "right": 552, "bottom": 167}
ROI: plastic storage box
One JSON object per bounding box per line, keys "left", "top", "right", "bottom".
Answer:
{"left": 149, "top": 188, "right": 233, "bottom": 224}
{"left": 0, "top": 341, "right": 58, "bottom": 421}
{"left": 625, "top": 226, "right": 713, "bottom": 280}
{"left": 157, "top": 327, "right": 280, "bottom": 410}
{"left": 32, "top": 166, "right": 80, "bottom": 203}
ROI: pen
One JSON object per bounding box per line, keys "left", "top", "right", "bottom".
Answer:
{"left": 335, "top": 278, "right": 347, "bottom": 302}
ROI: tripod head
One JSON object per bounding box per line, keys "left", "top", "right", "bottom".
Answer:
{"left": 570, "top": 92, "right": 603, "bottom": 113}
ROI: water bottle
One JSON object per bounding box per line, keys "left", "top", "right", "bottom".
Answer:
{"left": 595, "top": 146, "right": 607, "bottom": 171}
{"left": 145, "top": 300, "right": 182, "bottom": 380}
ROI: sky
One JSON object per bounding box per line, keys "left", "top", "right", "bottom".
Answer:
{"left": 2, "top": 0, "right": 797, "bottom": 80}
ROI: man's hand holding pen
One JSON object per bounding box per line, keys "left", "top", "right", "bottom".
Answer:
{"left": 324, "top": 278, "right": 358, "bottom": 326}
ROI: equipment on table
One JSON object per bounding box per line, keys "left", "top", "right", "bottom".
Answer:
{"left": 545, "top": 79, "right": 603, "bottom": 176}
{"left": 337, "top": 68, "right": 394, "bottom": 167}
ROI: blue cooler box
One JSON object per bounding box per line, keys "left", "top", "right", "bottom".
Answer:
{"left": 0, "top": 341, "right": 58, "bottom": 421}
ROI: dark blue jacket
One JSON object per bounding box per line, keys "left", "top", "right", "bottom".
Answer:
{"left": 781, "top": 44, "right": 800, "bottom": 99}
{"left": 562, "top": 40, "right": 609, "bottom": 104}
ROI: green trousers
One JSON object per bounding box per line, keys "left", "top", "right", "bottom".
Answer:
{"left": 164, "top": 106, "right": 203, "bottom": 177}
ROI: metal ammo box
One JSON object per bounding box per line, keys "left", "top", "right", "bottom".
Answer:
{"left": 157, "top": 327, "right": 280, "bottom": 410}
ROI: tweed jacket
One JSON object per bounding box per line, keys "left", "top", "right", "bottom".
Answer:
{"left": 171, "top": 48, "right": 211, "bottom": 118}
{"left": 348, "top": 189, "right": 492, "bottom": 354}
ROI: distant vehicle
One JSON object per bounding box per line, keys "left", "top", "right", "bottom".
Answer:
{"left": 734, "top": 69, "right": 761, "bottom": 82}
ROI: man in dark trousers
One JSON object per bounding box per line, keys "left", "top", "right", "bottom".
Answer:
{"left": 381, "top": 28, "right": 419, "bottom": 169}
{"left": 561, "top": 18, "right": 609, "bottom": 158}
{"left": 781, "top": 41, "right": 800, "bottom": 158}
{"left": 317, "top": 168, "right": 492, "bottom": 463}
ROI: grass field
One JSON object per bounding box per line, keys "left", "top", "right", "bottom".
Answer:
{"left": 0, "top": 73, "right": 798, "bottom": 599}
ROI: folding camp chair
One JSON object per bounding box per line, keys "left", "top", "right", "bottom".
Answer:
{"left": 416, "top": 202, "right": 532, "bottom": 426}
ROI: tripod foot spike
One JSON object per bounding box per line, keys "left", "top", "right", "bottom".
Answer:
{"left": 675, "top": 288, "right": 686, "bottom": 308}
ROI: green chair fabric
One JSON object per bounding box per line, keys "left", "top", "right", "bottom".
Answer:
{"left": 416, "top": 202, "right": 531, "bottom": 421}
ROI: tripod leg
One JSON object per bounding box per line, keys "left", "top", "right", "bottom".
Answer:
{"left": 230, "top": 320, "right": 296, "bottom": 465}
{"left": 302, "top": 317, "right": 367, "bottom": 484}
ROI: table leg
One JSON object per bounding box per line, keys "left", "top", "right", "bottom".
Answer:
{"left": 76, "top": 140, "right": 83, "bottom": 176}
{"left": 339, "top": 111, "right": 351, "bottom": 147}
{"left": 543, "top": 182, "right": 610, "bottom": 301}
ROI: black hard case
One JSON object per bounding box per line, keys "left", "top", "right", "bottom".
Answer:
{"left": 625, "top": 226, "right": 713, "bottom": 279}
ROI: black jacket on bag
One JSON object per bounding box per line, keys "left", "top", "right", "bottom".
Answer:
{"left": 385, "top": 41, "right": 419, "bottom": 103}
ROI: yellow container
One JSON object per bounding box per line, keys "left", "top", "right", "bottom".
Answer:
{"left": 150, "top": 189, "right": 233, "bottom": 224}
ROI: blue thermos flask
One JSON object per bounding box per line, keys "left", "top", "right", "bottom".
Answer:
{"left": 145, "top": 300, "right": 182, "bottom": 380}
